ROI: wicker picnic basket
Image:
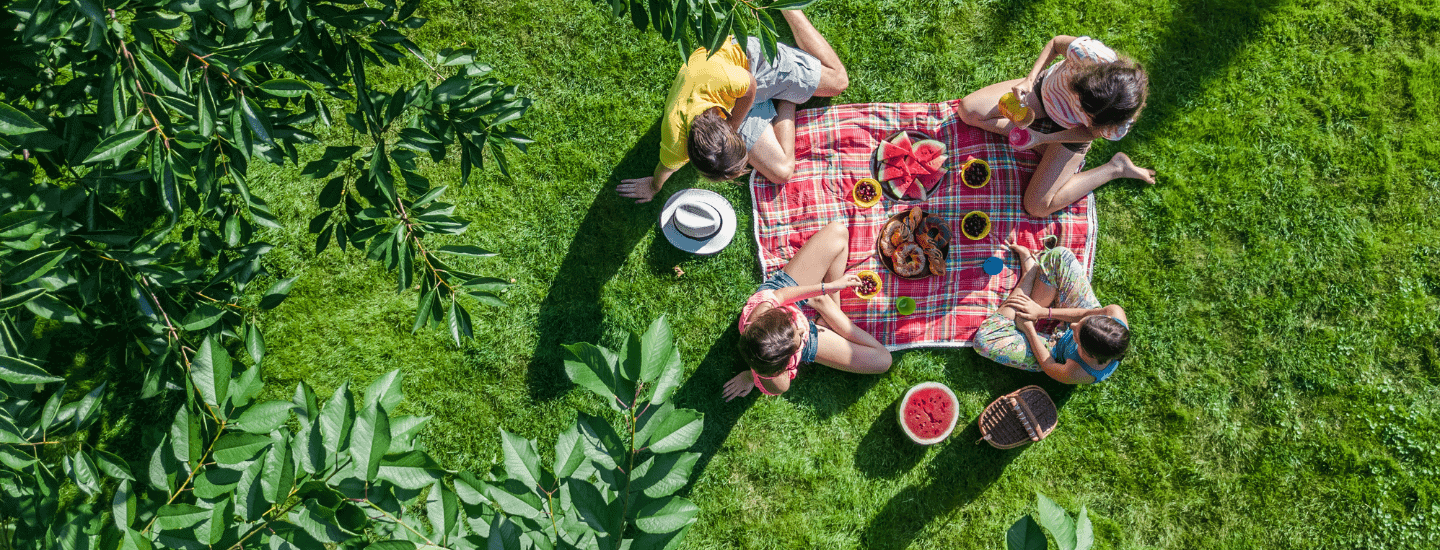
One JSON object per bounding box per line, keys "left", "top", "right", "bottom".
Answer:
{"left": 976, "top": 385, "right": 1058, "bottom": 449}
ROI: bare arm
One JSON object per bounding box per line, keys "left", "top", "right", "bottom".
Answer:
{"left": 727, "top": 73, "right": 758, "bottom": 132}
{"left": 1013, "top": 35, "right": 1078, "bottom": 107}
{"left": 1018, "top": 320, "right": 1094, "bottom": 384}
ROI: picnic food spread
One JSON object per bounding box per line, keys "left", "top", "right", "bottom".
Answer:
{"left": 878, "top": 207, "right": 952, "bottom": 279}
{"left": 852, "top": 178, "right": 882, "bottom": 208}
{"left": 874, "top": 131, "right": 948, "bottom": 201}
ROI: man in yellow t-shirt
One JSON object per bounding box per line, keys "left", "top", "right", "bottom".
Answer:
{"left": 617, "top": 11, "right": 850, "bottom": 204}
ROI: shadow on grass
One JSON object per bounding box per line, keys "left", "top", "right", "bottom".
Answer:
{"left": 1124, "top": 0, "right": 1285, "bottom": 148}
{"left": 525, "top": 118, "right": 698, "bottom": 400}
{"left": 670, "top": 321, "right": 753, "bottom": 489}
{"left": 859, "top": 379, "right": 1076, "bottom": 550}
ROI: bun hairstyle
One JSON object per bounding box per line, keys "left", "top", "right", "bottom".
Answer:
{"left": 737, "top": 308, "right": 798, "bottom": 376}
{"left": 688, "top": 108, "right": 750, "bottom": 181}
{"left": 1078, "top": 316, "right": 1130, "bottom": 364}
{"left": 1071, "top": 59, "right": 1149, "bottom": 129}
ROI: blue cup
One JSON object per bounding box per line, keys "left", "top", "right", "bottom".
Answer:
{"left": 982, "top": 257, "right": 1004, "bottom": 276}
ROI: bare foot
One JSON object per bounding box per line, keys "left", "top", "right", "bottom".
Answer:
{"left": 1111, "top": 152, "right": 1156, "bottom": 184}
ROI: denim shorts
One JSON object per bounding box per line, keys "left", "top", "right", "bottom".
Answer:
{"left": 757, "top": 270, "right": 820, "bottom": 364}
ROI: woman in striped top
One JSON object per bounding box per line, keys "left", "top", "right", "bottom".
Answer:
{"left": 959, "top": 35, "right": 1157, "bottom": 218}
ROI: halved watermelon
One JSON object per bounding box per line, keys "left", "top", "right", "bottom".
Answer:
{"left": 898, "top": 382, "right": 959, "bottom": 445}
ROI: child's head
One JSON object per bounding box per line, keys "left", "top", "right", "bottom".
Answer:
{"left": 688, "top": 108, "right": 749, "bottom": 181}
{"left": 737, "top": 309, "right": 799, "bottom": 376}
{"left": 1075, "top": 315, "right": 1130, "bottom": 364}
{"left": 1070, "top": 59, "right": 1148, "bottom": 129}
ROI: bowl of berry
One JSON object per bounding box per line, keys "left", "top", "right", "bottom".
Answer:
{"left": 960, "top": 158, "right": 990, "bottom": 189}
{"left": 854, "top": 270, "right": 882, "bottom": 300}
{"left": 960, "top": 210, "right": 991, "bottom": 241}
{"left": 852, "top": 178, "right": 882, "bottom": 208}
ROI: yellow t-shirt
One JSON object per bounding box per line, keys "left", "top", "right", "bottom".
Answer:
{"left": 658, "top": 40, "right": 751, "bottom": 169}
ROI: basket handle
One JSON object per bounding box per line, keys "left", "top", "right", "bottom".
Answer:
{"left": 1007, "top": 396, "right": 1041, "bottom": 442}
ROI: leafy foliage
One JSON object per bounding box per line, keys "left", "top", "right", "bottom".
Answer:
{"left": 0, "top": 317, "right": 701, "bottom": 549}
{"left": 0, "top": 0, "right": 527, "bottom": 350}
{"left": 1006, "top": 493, "right": 1094, "bottom": 550}
{"left": 607, "top": 0, "right": 816, "bottom": 60}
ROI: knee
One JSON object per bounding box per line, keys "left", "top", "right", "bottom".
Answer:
{"left": 1023, "top": 195, "right": 1059, "bottom": 218}
{"left": 821, "top": 220, "right": 848, "bottom": 240}
{"left": 831, "top": 67, "right": 849, "bottom": 95}
{"left": 957, "top": 98, "right": 984, "bottom": 126}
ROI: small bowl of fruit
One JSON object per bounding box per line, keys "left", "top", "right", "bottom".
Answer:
{"left": 960, "top": 158, "right": 990, "bottom": 189}
{"left": 960, "top": 211, "right": 991, "bottom": 241}
{"left": 852, "top": 178, "right": 882, "bottom": 208}
{"left": 855, "top": 270, "right": 882, "bottom": 300}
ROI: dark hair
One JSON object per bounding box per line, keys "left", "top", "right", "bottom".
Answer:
{"left": 1071, "top": 59, "right": 1148, "bottom": 130}
{"left": 687, "top": 108, "right": 749, "bottom": 181}
{"left": 737, "top": 308, "right": 798, "bottom": 376}
{"left": 1077, "top": 316, "right": 1130, "bottom": 364}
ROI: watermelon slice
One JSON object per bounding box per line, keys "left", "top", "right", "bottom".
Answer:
{"left": 910, "top": 139, "right": 945, "bottom": 162}
{"left": 878, "top": 139, "right": 908, "bottom": 161}
{"left": 889, "top": 131, "right": 913, "bottom": 152}
{"left": 898, "top": 382, "right": 959, "bottom": 445}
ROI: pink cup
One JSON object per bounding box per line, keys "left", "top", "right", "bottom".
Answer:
{"left": 1008, "top": 127, "right": 1033, "bottom": 149}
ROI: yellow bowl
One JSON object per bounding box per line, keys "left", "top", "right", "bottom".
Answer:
{"left": 961, "top": 211, "right": 991, "bottom": 240}
{"left": 852, "top": 178, "right": 882, "bottom": 208}
{"left": 960, "top": 158, "right": 991, "bottom": 189}
{"left": 855, "top": 270, "right": 882, "bottom": 300}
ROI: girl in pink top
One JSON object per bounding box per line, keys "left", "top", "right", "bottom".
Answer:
{"left": 722, "top": 221, "right": 892, "bottom": 401}
{"left": 958, "top": 35, "right": 1157, "bottom": 217}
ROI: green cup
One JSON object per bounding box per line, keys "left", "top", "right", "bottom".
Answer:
{"left": 896, "top": 296, "right": 916, "bottom": 315}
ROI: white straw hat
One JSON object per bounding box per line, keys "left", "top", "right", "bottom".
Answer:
{"left": 659, "top": 189, "right": 736, "bottom": 255}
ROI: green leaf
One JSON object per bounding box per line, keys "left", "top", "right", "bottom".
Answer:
{"left": 320, "top": 381, "right": 354, "bottom": 460}
{"left": 170, "top": 405, "right": 195, "bottom": 465}
{"left": 23, "top": 293, "right": 79, "bottom": 322}
{"left": 179, "top": 304, "right": 225, "bottom": 331}
{"left": 631, "top": 451, "right": 700, "bottom": 498}
{"left": 434, "top": 245, "right": 496, "bottom": 258}
{"left": 1036, "top": 493, "right": 1077, "bottom": 550}
{"left": 412, "top": 289, "right": 435, "bottom": 334}
{"left": 0, "top": 288, "right": 45, "bottom": 310}
{"left": 155, "top": 503, "right": 208, "bottom": 532}
{"left": 293, "top": 381, "right": 319, "bottom": 420}
{"left": 499, "top": 429, "right": 542, "bottom": 491}
{"left": 112, "top": 480, "right": 136, "bottom": 530}
{"left": 447, "top": 299, "right": 472, "bottom": 345}
{"left": 3, "top": 249, "right": 68, "bottom": 285}
{"left": 634, "top": 496, "right": 700, "bottom": 534}
{"left": 553, "top": 422, "right": 591, "bottom": 479}
{"left": 262, "top": 432, "right": 295, "bottom": 504}
{"left": 67, "top": 451, "right": 102, "bottom": 495}
{"left": 235, "top": 400, "right": 293, "bottom": 433}
{"left": 637, "top": 315, "right": 681, "bottom": 391}
{"left": 96, "top": 449, "right": 135, "bottom": 481}
{"left": 765, "top": 0, "right": 815, "bottom": 9}
{"left": 563, "top": 342, "right": 620, "bottom": 409}
{"left": 198, "top": 76, "right": 217, "bottom": 137}
{"left": 483, "top": 478, "right": 544, "bottom": 519}
{"left": 358, "top": 370, "right": 402, "bottom": 413}
{"left": 0, "top": 210, "right": 52, "bottom": 239}
{"left": 425, "top": 481, "right": 459, "bottom": 543}
{"left": 575, "top": 413, "right": 624, "bottom": 470}
{"left": 376, "top": 450, "right": 443, "bottom": 490}
{"left": 74, "top": 382, "right": 106, "bottom": 430}
{"left": 351, "top": 401, "right": 391, "bottom": 481}
{"left": 259, "top": 79, "right": 316, "bottom": 97}
{"left": 1008, "top": 514, "right": 1047, "bottom": 550}
{"left": 0, "top": 102, "right": 46, "bottom": 134}
{"left": 245, "top": 320, "right": 266, "bottom": 364}
{"left": 260, "top": 276, "right": 299, "bottom": 309}
{"left": 240, "top": 95, "right": 275, "bottom": 145}
{"left": 214, "top": 433, "right": 273, "bottom": 464}
{"left": 1075, "top": 505, "right": 1093, "bottom": 550}
{"left": 190, "top": 336, "right": 232, "bottom": 414}
{"left": 640, "top": 407, "right": 702, "bottom": 453}
{"left": 194, "top": 464, "right": 241, "bottom": 499}
{"left": 569, "top": 479, "right": 621, "bottom": 535}
{"left": 0, "top": 355, "right": 61, "bottom": 384}
{"left": 138, "top": 48, "right": 186, "bottom": 94}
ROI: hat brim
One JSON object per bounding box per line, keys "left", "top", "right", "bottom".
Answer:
{"left": 659, "top": 189, "right": 737, "bottom": 256}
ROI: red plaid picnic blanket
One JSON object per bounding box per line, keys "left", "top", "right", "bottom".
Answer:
{"left": 748, "top": 99, "right": 1096, "bottom": 350}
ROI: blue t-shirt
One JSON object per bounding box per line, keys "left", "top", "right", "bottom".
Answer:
{"left": 1052, "top": 317, "right": 1127, "bottom": 383}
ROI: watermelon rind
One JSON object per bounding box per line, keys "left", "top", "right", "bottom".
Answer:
{"left": 889, "top": 131, "right": 913, "bottom": 151}
{"left": 897, "top": 382, "right": 959, "bottom": 445}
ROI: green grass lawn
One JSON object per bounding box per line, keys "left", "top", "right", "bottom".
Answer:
{"left": 247, "top": 0, "right": 1440, "bottom": 547}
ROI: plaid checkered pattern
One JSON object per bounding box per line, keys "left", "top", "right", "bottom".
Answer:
{"left": 748, "top": 99, "right": 1097, "bottom": 350}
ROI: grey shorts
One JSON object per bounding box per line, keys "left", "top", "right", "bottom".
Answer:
{"left": 737, "top": 37, "right": 822, "bottom": 148}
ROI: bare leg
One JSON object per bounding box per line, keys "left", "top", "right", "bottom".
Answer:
{"left": 746, "top": 101, "right": 797, "bottom": 182}
{"left": 958, "top": 78, "right": 1027, "bottom": 135}
{"left": 1025, "top": 151, "right": 1157, "bottom": 217}
{"left": 781, "top": 221, "right": 848, "bottom": 287}
{"left": 780, "top": 10, "right": 848, "bottom": 97}
{"left": 995, "top": 253, "right": 1040, "bottom": 321}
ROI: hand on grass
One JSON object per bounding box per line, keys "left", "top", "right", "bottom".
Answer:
{"left": 722, "top": 371, "right": 755, "bottom": 402}
{"left": 617, "top": 176, "right": 658, "bottom": 203}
